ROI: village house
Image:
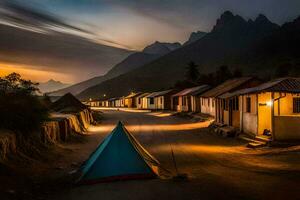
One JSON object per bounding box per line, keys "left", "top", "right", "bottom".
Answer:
{"left": 143, "top": 92, "right": 157, "bottom": 110}
{"left": 115, "top": 97, "right": 125, "bottom": 107}
{"left": 88, "top": 100, "right": 100, "bottom": 107}
{"left": 153, "top": 89, "right": 177, "bottom": 110}
{"left": 230, "top": 77, "right": 300, "bottom": 141}
{"left": 136, "top": 93, "right": 150, "bottom": 109}
{"left": 200, "top": 77, "right": 260, "bottom": 118}
{"left": 171, "top": 85, "right": 210, "bottom": 112}
{"left": 107, "top": 97, "right": 117, "bottom": 107}
{"left": 124, "top": 92, "right": 142, "bottom": 108}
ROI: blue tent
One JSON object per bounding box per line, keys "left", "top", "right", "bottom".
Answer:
{"left": 78, "top": 121, "right": 160, "bottom": 184}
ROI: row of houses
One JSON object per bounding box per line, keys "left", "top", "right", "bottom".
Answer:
{"left": 87, "top": 77, "right": 300, "bottom": 141}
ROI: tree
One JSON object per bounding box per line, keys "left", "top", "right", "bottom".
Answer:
{"left": 233, "top": 68, "right": 243, "bottom": 78}
{"left": 0, "top": 73, "right": 48, "bottom": 135}
{"left": 215, "top": 65, "right": 233, "bottom": 84}
{"left": 185, "top": 61, "right": 200, "bottom": 83}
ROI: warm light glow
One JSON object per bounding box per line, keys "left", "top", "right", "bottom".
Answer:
{"left": 266, "top": 101, "right": 273, "bottom": 106}
{"left": 147, "top": 112, "right": 173, "bottom": 117}
{"left": 0, "top": 62, "right": 75, "bottom": 82}
{"left": 88, "top": 120, "right": 213, "bottom": 134}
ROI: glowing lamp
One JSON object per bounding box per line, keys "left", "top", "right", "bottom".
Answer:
{"left": 266, "top": 101, "right": 272, "bottom": 106}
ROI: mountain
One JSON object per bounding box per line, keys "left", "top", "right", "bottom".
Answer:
{"left": 0, "top": 2, "right": 132, "bottom": 81}
{"left": 77, "top": 11, "right": 300, "bottom": 100}
{"left": 184, "top": 31, "right": 207, "bottom": 45}
{"left": 49, "top": 41, "right": 181, "bottom": 96}
{"left": 142, "top": 41, "right": 181, "bottom": 55}
{"left": 38, "top": 79, "right": 70, "bottom": 93}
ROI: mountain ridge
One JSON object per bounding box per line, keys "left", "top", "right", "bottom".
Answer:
{"left": 77, "top": 11, "right": 299, "bottom": 100}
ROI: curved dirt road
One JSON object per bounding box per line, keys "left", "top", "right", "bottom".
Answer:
{"left": 53, "top": 109, "right": 300, "bottom": 200}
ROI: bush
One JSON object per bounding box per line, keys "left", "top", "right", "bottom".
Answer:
{"left": 0, "top": 73, "right": 49, "bottom": 135}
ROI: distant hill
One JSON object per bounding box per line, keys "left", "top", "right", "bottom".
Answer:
{"left": 50, "top": 41, "right": 181, "bottom": 96}
{"left": 184, "top": 31, "right": 207, "bottom": 45}
{"left": 77, "top": 11, "right": 300, "bottom": 100}
{"left": 38, "top": 79, "right": 70, "bottom": 93}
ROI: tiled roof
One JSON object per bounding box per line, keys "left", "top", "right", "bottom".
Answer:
{"left": 172, "top": 85, "right": 210, "bottom": 97}
{"left": 200, "top": 77, "right": 254, "bottom": 98}
{"left": 125, "top": 92, "right": 142, "bottom": 99}
{"left": 219, "top": 77, "right": 300, "bottom": 98}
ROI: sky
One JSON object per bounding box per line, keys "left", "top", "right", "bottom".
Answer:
{"left": 0, "top": 0, "right": 300, "bottom": 83}
{"left": 19, "top": 0, "right": 300, "bottom": 50}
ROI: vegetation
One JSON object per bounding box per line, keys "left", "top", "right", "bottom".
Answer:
{"left": 175, "top": 62, "right": 243, "bottom": 88}
{"left": 0, "top": 73, "right": 49, "bottom": 135}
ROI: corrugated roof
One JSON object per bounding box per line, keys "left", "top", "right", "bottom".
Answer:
{"left": 107, "top": 97, "right": 118, "bottom": 101}
{"left": 200, "top": 77, "right": 254, "bottom": 98}
{"left": 219, "top": 77, "right": 300, "bottom": 98}
{"left": 125, "top": 92, "right": 142, "bottom": 99}
{"left": 145, "top": 92, "right": 159, "bottom": 98}
{"left": 151, "top": 89, "right": 174, "bottom": 97}
{"left": 172, "top": 85, "right": 210, "bottom": 97}
{"left": 136, "top": 93, "right": 150, "bottom": 99}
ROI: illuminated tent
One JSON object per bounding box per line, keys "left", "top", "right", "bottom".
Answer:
{"left": 78, "top": 121, "right": 160, "bottom": 184}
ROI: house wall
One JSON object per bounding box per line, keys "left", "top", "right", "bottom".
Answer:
{"left": 142, "top": 97, "right": 148, "bottom": 109}
{"left": 115, "top": 100, "right": 121, "bottom": 107}
{"left": 257, "top": 92, "right": 272, "bottom": 135}
{"left": 191, "top": 96, "right": 201, "bottom": 112}
{"left": 274, "top": 93, "right": 300, "bottom": 116}
{"left": 224, "top": 110, "right": 229, "bottom": 125}
{"left": 274, "top": 116, "right": 300, "bottom": 140}
{"left": 155, "top": 96, "right": 164, "bottom": 110}
{"left": 232, "top": 111, "right": 240, "bottom": 128}
{"left": 177, "top": 96, "right": 183, "bottom": 111}
{"left": 147, "top": 98, "right": 155, "bottom": 110}
{"left": 200, "top": 97, "right": 215, "bottom": 116}
{"left": 241, "top": 94, "right": 258, "bottom": 135}
{"left": 125, "top": 98, "right": 134, "bottom": 108}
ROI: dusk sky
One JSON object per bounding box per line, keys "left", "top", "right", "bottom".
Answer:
{"left": 0, "top": 0, "right": 299, "bottom": 83}
{"left": 16, "top": 0, "right": 300, "bottom": 50}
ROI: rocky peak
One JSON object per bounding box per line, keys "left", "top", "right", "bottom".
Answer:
{"left": 212, "top": 11, "right": 246, "bottom": 32}
{"left": 142, "top": 41, "right": 181, "bottom": 55}
{"left": 184, "top": 31, "right": 207, "bottom": 45}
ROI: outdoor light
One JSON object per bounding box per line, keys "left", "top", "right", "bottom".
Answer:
{"left": 103, "top": 94, "right": 106, "bottom": 97}
{"left": 266, "top": 101, "right": 272, "bottom": 106}
{"left": 89, "top": 98, "right": 92, "bottom": 101}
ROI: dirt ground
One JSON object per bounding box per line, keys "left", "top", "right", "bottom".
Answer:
{"left": 2, "top": 109, "right": 300, "bottom": 200}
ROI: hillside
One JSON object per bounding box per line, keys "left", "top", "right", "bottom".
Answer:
{"left": 77, "top": 11, "right": 300, "bottom": 100}
{"left": 50, "top": 41, "right": 181, "bottom": 96}
{"left": 38, "top": 79, "right": 70, "bottom": 93}
{"left": 183, "top": 31, "right": 207, "bottom": 45}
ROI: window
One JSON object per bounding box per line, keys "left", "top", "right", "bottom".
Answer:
{"left": 149, "top": 97, "right": 154, "bottom": 104}
{"left": 212, "top": 99, "right": 215, "bottom": 107}
{"left": 293, "top": 98, "right": 300, "bottom": 113}
{"left": 225, "top": 100, "right": 229, "bottom": 111}
{"left": 232, "top": 96, "right": 239, "bottom": 111}
{"left": 246, "top": 97, "right": 251, "bottom": 113}
{"left": 235, "top": 96, "right": 239, "bottom": 110}
{"left": 208, "top": 99, "right": 210, "bottom": 107}
{"left": 138, "top": 98, "right": 141, "bottom": 104}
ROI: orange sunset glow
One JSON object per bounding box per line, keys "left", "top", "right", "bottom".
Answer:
{"left": 0, "top": 62, "right": 74, "bottom": 83}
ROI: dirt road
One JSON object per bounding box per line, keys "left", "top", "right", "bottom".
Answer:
{"left": 52, "top": 109, "right": 300, "bottom": 200}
